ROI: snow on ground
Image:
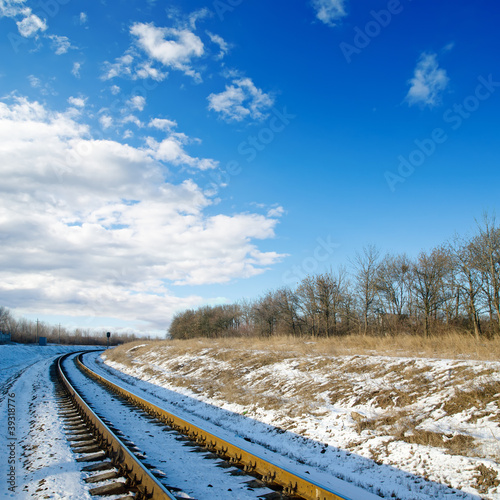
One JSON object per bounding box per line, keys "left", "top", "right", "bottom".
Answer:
{"left": 101, "top": 342, "right": 500, "bottom": 500}
{"left": 0, "top": 344, "right": 96, "bottom": 499}
{"left": 62, "top": 353, "right": 283, "bottom": 500}
{"left": 1, "top": 342, "right": 498, "bottom": 500}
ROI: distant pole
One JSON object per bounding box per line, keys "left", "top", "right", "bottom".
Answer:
{"left": 106, "top": 331, "right": 111, "bottom": 349}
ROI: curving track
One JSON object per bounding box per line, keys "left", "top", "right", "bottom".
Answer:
{"left": 57, "top": 351, "right": 367, "bottom": 500}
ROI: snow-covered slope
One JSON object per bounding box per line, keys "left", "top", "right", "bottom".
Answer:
{"left": 102, "top": 341, "right": 500, "bottom": 499}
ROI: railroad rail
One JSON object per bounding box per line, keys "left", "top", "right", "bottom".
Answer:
{"left": 75, "top": 352, "right": 353, "bottom": 500}
{"left": 56, "top": 352, "right": 177, "bottom": 499}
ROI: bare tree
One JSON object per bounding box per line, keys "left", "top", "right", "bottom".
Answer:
{"left": 352, "top": 245, "right": 381, "bottom": 335}
{"left": 375, "top": 253, "right": 413, "bottom": 333}
{"left": 412, "top": 247, "right": 453, "bottom": 337}
{"left": 0, "top": 306, "right": 12, "bottom": 332}
{"left": 474, "top": 213, "right": 500, "bottom": 334}
{"left": 251, "top": 291, "right": 280, "bottom": 337}
{"left": 449, "top": 236, "right": 484, "bottom": 338}
{"left": 296, "top": 276, "right": 319, "bottom": 336}
{"left": 274, "top": 286, "right": 302, "bottom": 336}
{"left": 376, "top": 254, "right": 412, "bottom": 316}
{"left": 315, "top": 268, "right": 349, "bottom": 336}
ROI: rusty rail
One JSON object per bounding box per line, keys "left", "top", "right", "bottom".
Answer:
{"left": 77, "top": 353, "right": 353, "bottom": 500}
{"left": 57, "top": 353, "right": 177, "bottom": 500}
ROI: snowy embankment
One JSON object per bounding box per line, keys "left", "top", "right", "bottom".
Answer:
{"left": 102, "top": 341, "right": 500, "bottom": 500}
{"left": 0, "top": 344, "right": 97, "bottom": 499}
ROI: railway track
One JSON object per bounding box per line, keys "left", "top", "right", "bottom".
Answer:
{"left": 55, "top": 352, "right": 177, "bottom": 499}
{"left": 56, "top": 351, "right": 361, "bottom": 500}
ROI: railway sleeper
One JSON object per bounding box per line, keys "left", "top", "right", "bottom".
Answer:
{"left": 53, "top": 358, "right": 164, "bottom": 500}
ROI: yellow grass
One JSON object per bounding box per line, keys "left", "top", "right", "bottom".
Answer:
{"left": 111, "top": 332, "right": 500, "bottom": 362}
{"left": 101, "top": 330, "right": 500, "bottom": 500}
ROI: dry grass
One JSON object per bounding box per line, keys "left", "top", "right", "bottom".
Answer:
{"left": 400, "top": 429, "right": 477, "bottom": 455}
{"left": 442, "top": 381, "right": 500, "bottom": 418}
{"left": 475, "top": 464, "right": 500, "bottom": 493}
{"left": 103, "top": 332, "right": 500, "bottom": 489}
{"left": 111, "top": 332, "right": 500, "bottom": 362}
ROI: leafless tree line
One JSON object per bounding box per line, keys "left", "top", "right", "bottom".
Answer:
{"left": 0, "top": 308, "right": 149, "bottom": 345}
{"left": 169, "top": 213, "right": 500, "bottom": 340}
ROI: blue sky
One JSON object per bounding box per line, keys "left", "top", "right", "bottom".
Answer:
{"left": 1, "top": 0, "right": 499, "bottom": 335}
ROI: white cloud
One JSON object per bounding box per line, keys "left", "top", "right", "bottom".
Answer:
{"left": 0, "top": 0, "right": 24, "bottom": 17}
{"left": 28, "top": 75, "right": 41, "bottom": 88}
{"left": 48, "top": 34, "right": 73, "bottom": 55}
{"left": 207, "top": 77, "right": 274, "bottom": 122}
{"left": 122, "top": 114, "right": 143, "bottom": 128}
{"left": 188, "top": 8, "right": 211, "bottom": 29}
{"left": 99, "top": 114, "right": 113, "bottom": 129}
{"left": 267, "top": 206, "right": 285, "bottom": 218}
{"left": 17, "top": 13, "right": 47, "bottom": 37}
{"left": 149, "top": 118, "right": 177, "bottom": 131}
{"left": 128, "top": 95, "right": 146, "bottom": 111}
{"left": 206, "top": 31, "right": 229, "bottom": 59}
{"left": 110, "top": 85, "right": 121, "bottom": 95}
{"left": 147, "top": 133, "right": 218, "bottom": 170}
{"left": 79, "top": 12, "right": 87, "bottom": 24}
{"left": 27, "top": 74, "right": 56, "bottom": 95}
{"left": 0, "top": 1, "right": 48, "bottom": 37}
{"left": 68, "top": 96, "right": 86, "bottom": 108}
{"left": 0, "top": 96, "right": 284, "bottom": 330}
{"left": 130, "top": 22, "right": 204, "bottom": 81}
{"left": 102, "top": 53, "right": 134, "bottom": 80}
{"left": 312, "top": 0, "right": 347, "bottom": 27}
{"left": 135, "top": 61, "right": 168, "bottom": 81}
{"left": 72, "top": 62, "right": 82, "bottom": 78}
{"left": 406, "top": 52, "right": 449, "bottom": 107}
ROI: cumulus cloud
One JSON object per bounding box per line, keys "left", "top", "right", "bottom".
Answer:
{"left": 0, "top": 97, "right": 284, "bottom": 329}
{"left": 130, "top": 22, "right": 204, "bottom": 81}
{"left": 16, "top": 13, "right": 47, "bottom": 37}
{"left": 1, "top": 0, "right": 46, "bottom": 39}
{"left": 146, "top": 133, "right": 218, "bottom": 170}
{"left": 48, "top": 34, "right": 74, "bottom": 55}
{"left": 101, "top": 20, "right": 206, "bottom": 82}
{"left": 135, "top": 60, "right": 168, "bottom": 81}
{"left": 149, "top": 117, "right": 177, "bottom": 131}
{"left": 207, "top": 78, "right": 274, "bottom": 122}
{"left": 311, "top": 0, "right": 347, "bottom": 27}
{"left": 102, "top": 53, "right": 134, "bottom": 80}
{"left": 123, "top": 114, "right": 143, "bottom": 128}
{"left": 406, "top": 52, "right": 449, "bottom": 107}
{"left": 128, "top": 95, "right": 146, "bottom": 111}
{"left": 99, "top": 114, "right": 113, "bottom": 129}
{"left": 68, "top": 96, "right": 86, "bottom": 108}
{"left": 72, "top": 62, "right": 82, "bottom": 78}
